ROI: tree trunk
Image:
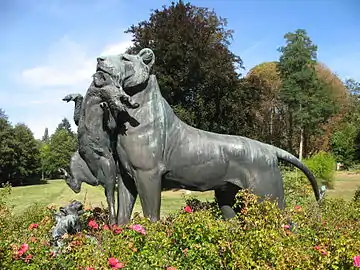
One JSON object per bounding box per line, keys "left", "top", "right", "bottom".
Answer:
{"left": 288, "top": 111, "right": 293, "bottom": 153}
{"left": 299, "top": 127, "right": 304, "bottom": 161}
{"left": 298, "top": 103, "right": 303, "bottom": 161}
{"left": 269, "top": 106, "right": 273, "bottom": 144}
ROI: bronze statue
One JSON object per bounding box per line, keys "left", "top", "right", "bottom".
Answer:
{"left": 62, "top": 48, "right": 320, "bottom": 225}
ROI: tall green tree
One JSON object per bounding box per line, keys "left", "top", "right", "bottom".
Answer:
{"left": 11, "top": 123, "right": 41, "bottom": 184}
{"left": 125, "top": 1, "right": 244, "bottom": 133}
{"left": 0, "top": 109, "right": 15, "bottom": 184}
{"left": 42, "top": 127, "right": 50, "bottom": 143}
{"left": 39, "top": 143, "right": 51, "bottom": 180}
{"left": 56, "top": 118, "right": 73, "bottom": 135}
{"left": 277, "top": 29, "right": 337, "bottom": 159}
{"left": 48, "top": 129, "right": 77, "bottom": 177}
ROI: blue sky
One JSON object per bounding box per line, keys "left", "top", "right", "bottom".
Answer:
{"left": 1, "top": 0, "right": 359, "bottom": 139}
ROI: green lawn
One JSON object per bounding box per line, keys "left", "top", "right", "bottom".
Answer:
{"left": 4, "top": 171, "right": 360, "bottom": 216}
{"left": 326, "top": 172, "right": 360, "bottom": 200}
{"left": 4, "top": 179, "right": 213, "bottom": 216}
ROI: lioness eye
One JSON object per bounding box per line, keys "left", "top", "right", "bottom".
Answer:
{"left": 121, "top": 55, "right": 130, "bottom": 61}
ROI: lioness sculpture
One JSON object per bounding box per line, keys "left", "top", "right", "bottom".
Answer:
{"left": 64, "top": 48, "right": 321, "bottom": 225}
{"left": 97, "top": 48, "right": 321, "bottom": 224}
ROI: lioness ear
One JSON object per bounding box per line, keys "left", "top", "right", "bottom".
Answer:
{"left": 138, "top": 48, "right": 155, "bottom": 69}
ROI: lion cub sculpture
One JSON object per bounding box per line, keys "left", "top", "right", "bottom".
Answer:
{"left": 60, "top": 56, "right": 139, "bottom": 225}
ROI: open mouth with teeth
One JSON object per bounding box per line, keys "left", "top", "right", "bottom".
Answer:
{"left": 96, "top": 65, "right": 112, "bottom": 76}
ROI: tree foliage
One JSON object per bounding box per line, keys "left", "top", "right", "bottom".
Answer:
{"left": 331, "top": 123, "right": 358, "bottom": 168}
{"left": 245, "top": 62, "right": 286, "bottom": 146}
{"left": 246, "top": 61, "right": 349, "bottom": 154}
{"left": 47, "top": 129, "right": 77, "bottom": 177}
{"left": 0, "top": 110, "right": 16, "bottom": 184}
{"left": 11, "top": 124, "right": 41, "bottom": 184}
{"left": 56, "top": 118, "right": 73, "bottom": 136}
{"left": 277, "top": 29, "right": 338, "bottom": 158}
{"left": 0, "top": 111, "right": 41, "bottom": 185}
{"left": 330, "top": 78, "right": 360, "bottom": 166}
{"left": 0, "top": 113, "right": 78, "bottom": 184}
{"left": 125, "top": 0, "right": 245, "bottom": 134}
{"left": 42, "top": 128, "right": 49, "bottom": 143}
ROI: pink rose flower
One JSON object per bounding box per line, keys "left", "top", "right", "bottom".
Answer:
{"left": 130, "top": 224, "right": 146, "bottom": 235}
{"left": 14, "top": 243, "right": 29, "bottom": 257}
{"left": 353, "top": 255, "right": 360, "bottom": 268}
{"left": 108, "top": 257, "right": 125, "bottom": 269}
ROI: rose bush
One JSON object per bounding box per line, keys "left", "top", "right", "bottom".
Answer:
{"left": 0, "top": 171, "right": 360, "bottom": 269}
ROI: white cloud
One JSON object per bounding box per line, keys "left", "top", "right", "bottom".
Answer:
{"left": 21, "top": 36, "right": 95, "bottom": 88}
{"left": 16, "top": 35, "right": 134, "bottom": 139}
{"left": 100, "top": 40, "right": 133, "bottom": 56}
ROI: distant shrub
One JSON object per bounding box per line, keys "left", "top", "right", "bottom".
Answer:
{"left": 282, "top": 169, "right": 316, "bottom": 207}
{"left": 303, "top": 151, "right": 336, "bottom": 189}
{"left": 331, "top": 123, "right": 358, "bottom": 169}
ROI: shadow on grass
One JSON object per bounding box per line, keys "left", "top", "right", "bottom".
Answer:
{"left": 1, "top": 177, "right": 49, "bottom": 188}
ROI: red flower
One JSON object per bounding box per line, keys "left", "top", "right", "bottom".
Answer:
{"left": 353, "top": 255, "right": 360, "bottom": 268}
{"left": 19, "top": 244, "right": 29, "bottom": 254}
{"left": 28, "top": 223, "right": 39, "bottom": 230}
{"left": 294, "top": 205, "right": 302, "bottom": 210}
{"left": 108, "top": 257, "right": 125, "bottom": 269}
{"left": 24, "top": 254, "right": 33, "bottom": 263}
{"left": 281, "top": 224, "right": 290, "bottom": 229}
{"left": 314, "top": 245, "right": 320, "bottom": 250}
{"left": 167, "top": 267, "right": 177, "bottom": 270}
{"left": 112, "top": 225, "right": 123, "bottom": 235}
{"left": 184, "top": 205, "right": 193, "bottom": 213}
{"left": 14, "top": 243, "right": 29, "bottom": 257}
{"left": 88, "top": 220, "right": 99, "bottom": 229}
{"left": 85, "top": 268, "right": 95, "bottom": 270}
{"left": 103, "top": 225, "right": 110, "bottom": 230}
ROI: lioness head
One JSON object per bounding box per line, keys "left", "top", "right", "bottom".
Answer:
{"left": 96, "top": 48, "right": 155, "bottom": 89}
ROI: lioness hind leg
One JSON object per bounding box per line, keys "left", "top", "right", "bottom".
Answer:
{"left": 214, "top": 183, "right": 240, "bottom": 220}
{"left": 249, "top": 166, "right": 285, "bottom": 209}
{"left": 117, "top": 171, "right": 138, "bottom": 225}
{"left": 80, "top": 149, "right": 118, "bottom": 225}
